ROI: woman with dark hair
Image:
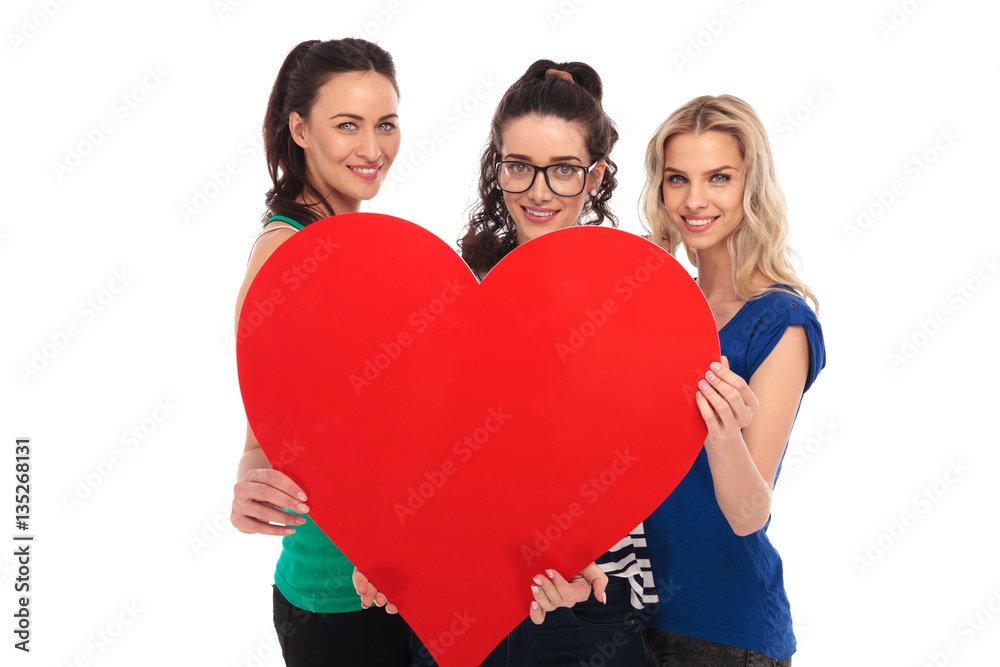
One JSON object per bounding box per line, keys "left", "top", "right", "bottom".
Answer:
{"left": 463, "top": 59, "right": 654, "bottom": 666}
{"left": 459, "top": 61, "right": 618, "bottom": 278}
{"left": 231, "top": 38, "right": 428, "bottom": 666}
{"left": 357, "top": 58, "right": 652, "bottom": 666}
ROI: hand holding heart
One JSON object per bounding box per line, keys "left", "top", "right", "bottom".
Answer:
{"left": 354, "top": 562, "right": 608, "bottom": 625}
{"left": 236, "top": 213, "right": 719, "bottom": 666}
{"left": 527, "top": 563, "right": 608, "bottom": 625}
{"left": 231, "top": 467, "right": 308, "bottom": 536}
{"left": 696, "top": 356, "right": 760, "bottom": 444}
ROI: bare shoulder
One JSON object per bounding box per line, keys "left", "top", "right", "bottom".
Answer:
{"left": 234, "top": 226, "right": 296, "bottom": 330}
{"left": 247, "top": 226, "right": 296, "bottom": 278}
{"left": 756, "top": 325, "right": 809, "bottom": 382}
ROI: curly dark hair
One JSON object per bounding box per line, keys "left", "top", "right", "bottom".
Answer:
{"left": 261, "top": 38, "right": 398, "bottom": 226}
{"left": 459, "top": 59, "right": 619, "bottom": 277}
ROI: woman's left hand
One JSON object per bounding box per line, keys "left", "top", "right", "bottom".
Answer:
{"left": 528, "top": 562, "right": 608, "bottom": 625}
{"left": 695, "top": 356, "right": 759, "bottom": 444}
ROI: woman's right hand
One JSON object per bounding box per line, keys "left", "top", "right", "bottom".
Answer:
{"left": 353, "top": 568, "right": 399, "bottom": 614}
{"left": 231, "top": 468, "right": 310, "bottom": 536}
{"left": 232, "top": 222, "right": 304, "bottom": 536}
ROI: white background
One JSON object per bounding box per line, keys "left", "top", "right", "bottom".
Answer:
{"left": 2, "top": 0, "right": 998, "bottom": 665}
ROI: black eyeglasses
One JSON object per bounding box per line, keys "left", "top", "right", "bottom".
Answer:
{"left": 495, "top": 160, "right": 599, "bottom": 197}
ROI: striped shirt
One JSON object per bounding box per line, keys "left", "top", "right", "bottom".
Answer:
{"left": 596, "top": 522, "right": 658, "bottom": 609}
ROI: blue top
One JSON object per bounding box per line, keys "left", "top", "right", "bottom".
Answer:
{"left": 643, "top": 288, "right": 825, "bottom": 660}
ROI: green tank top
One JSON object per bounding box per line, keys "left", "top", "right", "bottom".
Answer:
{"left": 275, "top": 515, "right": 361, "bottom": 613}
{"left": 265, "top": 214, "right": 305, "bottom": 230}
{"left": 264, "top": 215, "right": 362, "bottom": 613}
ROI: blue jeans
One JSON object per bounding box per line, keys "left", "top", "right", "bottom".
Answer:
{"left": 478, "top": 577, "right": 645, "bottom": 666}
{"left": 641, "top": 627, "right": 791, "bottom": 666}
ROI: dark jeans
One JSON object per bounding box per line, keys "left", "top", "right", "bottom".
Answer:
{"left": 273, "top": 584, "right": 437, "bottom": 666}
{"left": 479, "top": 577, "right": 645, "bottom": 666}
{"left": 641, "top": 626, "right": 791, "bottom": 667}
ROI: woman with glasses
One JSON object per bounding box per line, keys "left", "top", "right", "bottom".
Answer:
{"left": 637, "top": 95, "right": 826, "bottom": 666}
{"left": 355, "top": 58, "right": 664, "bottom": 666}
{"left": 461, "top": 59, "right": 654, "bottom": 666}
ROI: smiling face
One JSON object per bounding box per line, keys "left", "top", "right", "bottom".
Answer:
{"left": 290, "top": 71, "right": 400, "bottom": 215}
{"left": 661, "top": 131, "right": 746, "bottom": 256}
{"left": 499, "top": 115, "right": 605, "bottom": 246}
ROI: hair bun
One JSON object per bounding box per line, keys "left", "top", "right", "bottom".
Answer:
{"left": 545, "top": 68, "right": 575, "bottom": 84}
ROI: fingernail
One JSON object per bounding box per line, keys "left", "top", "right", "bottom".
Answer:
{"left": 298, "top": 504, "right": 310, "bottom": 513}
{"left": 710, "top": 362, "right": 722, "bottom": 373}
{"left": 699, "top": 380, "right": 710, "bottom": 391}
{"left": 531, "top": 585, "right": 540, "bottom": 594}
{"left": 283, "top": 528, "right": 295, "bottom": 535}
{"left": 533, "top": 577, "right": 542, "bottom": 586}
{"left": 706, "top": 370, "right": 717, "bottom": 381}
{"left": 297, "top": 492, "right": 308, "bottom": 501}
{"left": 602, "top": 592, "right": 608, "bottom": 604}
{"left": 531, "top": 601, "right": 539, "bottom": 610}
{"left": 545, "top": 569, "right": 555, "bottom": 578}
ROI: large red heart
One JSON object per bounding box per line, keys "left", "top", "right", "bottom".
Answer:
{"left": 237, "top": 213, "right": 717, "bottom": 666}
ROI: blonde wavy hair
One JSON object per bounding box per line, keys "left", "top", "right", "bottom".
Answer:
{"left": 639, "top": 94, "right": 817, "bottom": 311}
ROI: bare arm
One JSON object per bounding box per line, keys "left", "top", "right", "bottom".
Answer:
{"left": 697, "top": 326, "right": 809, "bottom": 536}
{"left": 230, "top": 227, "right": 310, "bottom": 536}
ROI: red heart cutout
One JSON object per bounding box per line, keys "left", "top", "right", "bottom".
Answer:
{"left": 237, "top": 213, "right": 717, "bottom": 666}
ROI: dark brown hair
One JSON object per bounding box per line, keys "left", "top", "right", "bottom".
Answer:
{"left": 262, "top": 38, "right": 398, "bottom": 226}
{"left": 459, "top": 59, "right": 619, "bottom": 277}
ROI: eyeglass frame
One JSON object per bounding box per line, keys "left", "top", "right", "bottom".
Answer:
{"left": 494, "top": 159, "right": 601, "bottom": 197}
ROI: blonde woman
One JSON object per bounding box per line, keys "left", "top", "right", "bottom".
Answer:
{"left": 638, "top": 95, "right": 825, "bottom": 666}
